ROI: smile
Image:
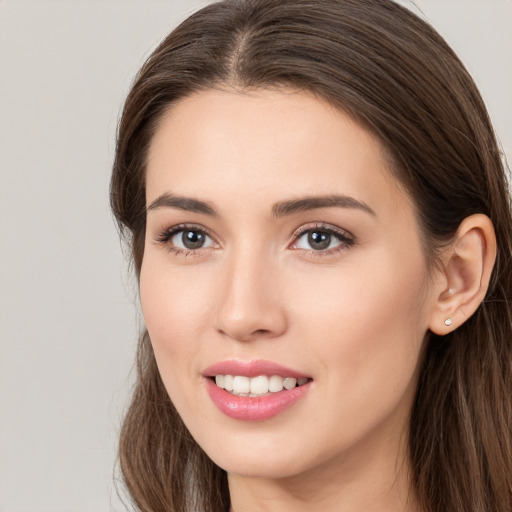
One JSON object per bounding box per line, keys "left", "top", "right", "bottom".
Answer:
{"left": 203, "top": 360, "right": 313, "bottom": 421}
{"left": 214, "top": 374, "right": 310, "bottom": 397}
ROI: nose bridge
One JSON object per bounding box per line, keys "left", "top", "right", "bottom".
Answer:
{"left": 215, "top": 242, "right": 287, "bottom": 341}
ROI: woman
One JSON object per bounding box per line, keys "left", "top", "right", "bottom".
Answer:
{"left": 110, "top": 0, "right": 512, "bottom": 511}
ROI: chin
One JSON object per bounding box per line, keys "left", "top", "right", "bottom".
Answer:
{"left": 215, "top": 455, "right": 304, "bottom": 480}
{"left": 195, "top": 431, "right": 325, "bottom": 480}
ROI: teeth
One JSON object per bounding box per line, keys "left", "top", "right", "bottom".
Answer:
{"left": 268, "top": 375, "right": 283, "bottom": 392}
{"left": 233, "top": 376, "right": 250, "bottom": 394}
{"left": 250, "top": 375, "right": 269, "bottom": 394}
{"left": 223, "top": 374, "right": 234, "bottom": 391}
{"left": 214, "top": 374, "right": 310, "bottom": 396}
{"left": 283, "top": 377, "right": 297, "bottom": 390}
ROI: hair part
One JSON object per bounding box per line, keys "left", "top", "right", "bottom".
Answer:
{"left": 111, "top": 1, "right": 512, "bottom": 511}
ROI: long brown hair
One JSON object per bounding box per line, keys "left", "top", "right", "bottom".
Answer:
{"left": 110, "top": 1, "right": 512, "bottom": 510}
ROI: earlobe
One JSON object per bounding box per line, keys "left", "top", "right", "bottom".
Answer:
{"left": 429, "top": 214, "right": 496, "bottom": 335}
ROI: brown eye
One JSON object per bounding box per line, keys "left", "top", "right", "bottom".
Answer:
{"left": 179, "top": 230, "right": 206, "bottom": 249}
{"left": 163, "top": 227, "right": 216, "bottom": 252}
{"left": 307, "top": 231, "right": 332, "bottom": 250}
{"left": 292, "top": 225, "right": 354, "bottom": 253}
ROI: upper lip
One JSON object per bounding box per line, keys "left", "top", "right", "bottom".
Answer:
{"left": 203, "top": 359, "right": 311, "bottom": 379}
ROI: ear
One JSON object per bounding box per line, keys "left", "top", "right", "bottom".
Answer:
{"left": 429, "top": 214, "right": 496, "bottom": 335}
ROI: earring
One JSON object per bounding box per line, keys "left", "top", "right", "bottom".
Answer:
{"left": 444, "top": 318, "right": 452, "bottom": 326}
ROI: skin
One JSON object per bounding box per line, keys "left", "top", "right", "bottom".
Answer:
{"left": 140, "top": 88, "right": 449, "bottom": 512}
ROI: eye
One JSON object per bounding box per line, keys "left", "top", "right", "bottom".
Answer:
{"left": 291, "top": 225, "right": 354, "bottom": 253}
{"left": 172, "top": 229, "right": 214, "bottom": 250}
{"left": 156, "top": 225, "right": 217, "bottom": 253}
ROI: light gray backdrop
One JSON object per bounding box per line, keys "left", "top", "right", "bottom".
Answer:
{"left": 0, "top": 1, "right": 510, "bottom": 511}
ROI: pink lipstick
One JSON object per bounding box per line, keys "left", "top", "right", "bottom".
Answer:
{"left": 203, "top": 360, "right": 312, "bottom": 421}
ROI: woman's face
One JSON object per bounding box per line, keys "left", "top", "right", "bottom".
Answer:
{"left": 141, "top": 88, "right": 437, "bottom": 480}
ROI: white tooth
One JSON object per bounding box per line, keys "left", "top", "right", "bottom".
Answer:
{"left": 298, "top": 378, "right": 308, "bottom": 386}
{"left": 268, "top": 375, "right": 284, "bottom": 392}
{"left": 223, "top": 375, "right": 234, "bottom": 391}
{"left": 250, "top": 375, "right": 269, "bottom": 394}
{"left": 283, "top": 377, "right": 297, "bottom": 390}
{"left": 215, "top": 375, "right": 224, "bottom": 388}
{"left": 233, "top": 376, "right": 250, "bottom": 394}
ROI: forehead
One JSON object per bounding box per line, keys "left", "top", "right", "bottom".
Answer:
{"left": 145, "top": 88, "right": 410, "bottom": 220}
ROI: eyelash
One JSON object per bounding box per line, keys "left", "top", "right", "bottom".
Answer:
{"left": 290, "top": 223, "right": 355, "bottom": 256}
{"left": 155, "top": 222, "right": 355, "bottom": 257}
{"left": 155, "top": 223, "right": 217, "bottom": 257}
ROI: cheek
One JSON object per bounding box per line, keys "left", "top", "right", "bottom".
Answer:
{"left": 290, "top": 249, "right": 430, "bottom": 394}
{"left": 139, "top": 257, "right": 213, "bottom": 370}
{"left": 140, "top": 254, "right": 196, "bottom": 363}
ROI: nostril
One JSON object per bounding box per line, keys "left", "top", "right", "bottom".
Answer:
{"left": 252, "top": 329, "right": 271, "bottom": 336}
{"left": 217, "top": 327, "right": 275, "bottom": 341}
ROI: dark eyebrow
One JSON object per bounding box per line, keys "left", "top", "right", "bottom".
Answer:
{"left": 272, "top": 194, "right": 376, "bottom": 218}
{"left": 147, "top": 193, "right": 218, "bottom": 216}
{"left": 146, "top": 192, "right": 375, "bottom": 218}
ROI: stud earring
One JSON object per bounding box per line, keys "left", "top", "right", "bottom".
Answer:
{"left": 444, "top": 318, "right": 452, "bottom": 326}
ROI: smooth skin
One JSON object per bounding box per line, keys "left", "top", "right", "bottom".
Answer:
{"left": 140, "top": 88, "right": 496, "bottom": 512}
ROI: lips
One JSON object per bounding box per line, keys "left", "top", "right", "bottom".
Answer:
{"left": 204, "top": 359, "right": 310, "bottom": 379}
{"left": 203, "top": 360, "right": 312, "bottom": 421}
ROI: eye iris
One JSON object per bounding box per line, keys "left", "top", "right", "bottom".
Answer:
{"left": 182, "top": 230, "right": 205, "bottom": 249}
{"left": 308, "top": 231, "right": 331, "bottom": 250}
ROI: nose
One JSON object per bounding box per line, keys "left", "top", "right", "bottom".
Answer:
{"left": 214, "top": 250, "right": 288, "bottom": 342}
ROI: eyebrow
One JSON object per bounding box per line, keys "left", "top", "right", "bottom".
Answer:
{"left": 146, "top": 192, "right": 375, "bottom": 218}
{"left": 147, "top": 193, "right": 218, "bottom": 216}
{"left": 271, "top": 194, "right": 376, "bottom": 218}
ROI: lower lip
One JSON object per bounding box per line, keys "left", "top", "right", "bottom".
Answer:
{"left": 205, "top": 378, "right": 311, "bottom": 421}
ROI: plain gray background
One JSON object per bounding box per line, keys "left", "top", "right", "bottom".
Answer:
{"left": 0, "top": 1, "right": 510, "bottom": 511}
